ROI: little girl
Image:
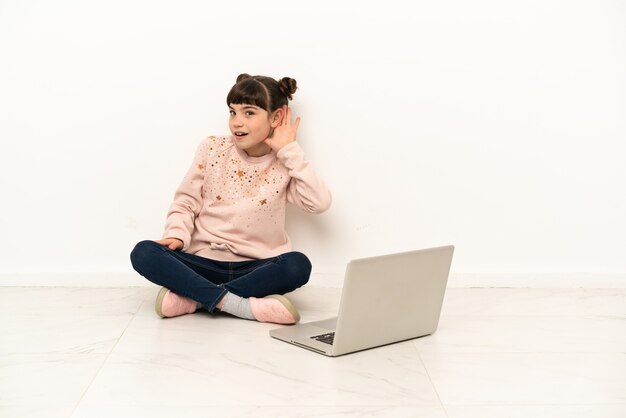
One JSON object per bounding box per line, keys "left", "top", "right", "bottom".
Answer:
{"left": 130, "top": 73, "right": 331, "bottom": 325}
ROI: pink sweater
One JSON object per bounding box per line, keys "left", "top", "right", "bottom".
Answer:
{"left": 162, "top": 135, "right": 332, "bottom": 261}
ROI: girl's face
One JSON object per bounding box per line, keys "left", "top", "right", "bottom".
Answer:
{"left": 228, "top": 103, "right": 281, "bottom": 157}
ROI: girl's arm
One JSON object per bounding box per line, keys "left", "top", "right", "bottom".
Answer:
{"left": 162, "top": 139, "right": 207, "bottom": 249}
{"left": 277, "top": 142, "right": 332, "bottom": 213}
{"left": 266, "top": 105, "right": 332, "bottom": 213}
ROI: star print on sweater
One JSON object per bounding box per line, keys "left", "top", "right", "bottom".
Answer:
{"left": 162, "top": 135, "right": 332, "bottom": 261}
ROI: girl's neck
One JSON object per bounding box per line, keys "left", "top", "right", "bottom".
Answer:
{"left": 244, "top": 142, "right": 273, "bottom": 157}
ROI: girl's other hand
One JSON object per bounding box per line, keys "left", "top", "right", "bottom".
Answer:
{"left": 155, "top": 238, "right": 183, "bottom": 251}
{"left": 265, "top": 105, "right": 300, "bottom": 152}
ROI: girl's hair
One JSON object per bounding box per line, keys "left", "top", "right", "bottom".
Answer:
{"left": 227, "top": 74, "right": 298, "bottom": 114}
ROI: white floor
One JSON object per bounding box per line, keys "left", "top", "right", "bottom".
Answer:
{"left": 0, "top": 286, "right": 625, "bottom": 418}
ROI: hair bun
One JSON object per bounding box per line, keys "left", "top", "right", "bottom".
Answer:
{"left": 278, "top": 77, "right": 298, "bottom": 100}
{"left": 236, "top": 73, "right": 253, "bottom": 83}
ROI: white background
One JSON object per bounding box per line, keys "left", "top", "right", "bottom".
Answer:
{"left": 1, "top": 0, "right": 624, "bottom": 286}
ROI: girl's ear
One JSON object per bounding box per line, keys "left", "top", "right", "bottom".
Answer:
{"left": 270, "top": 108, "right": 285, "bottom": 128}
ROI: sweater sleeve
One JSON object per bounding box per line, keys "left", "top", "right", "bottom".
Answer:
{"left": 162, "top": 139, "right": 207, "bottom": 249}
{"left": 276, "top": 141, "right": 332, "bottom": 213}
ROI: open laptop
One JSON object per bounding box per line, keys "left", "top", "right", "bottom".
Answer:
{"left": 270, "top": 245, "right": 455, "bottom": 357}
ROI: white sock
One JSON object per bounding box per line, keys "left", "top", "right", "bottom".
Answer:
{"left": 219, "top": 292, "right": 255, "bottom": 320}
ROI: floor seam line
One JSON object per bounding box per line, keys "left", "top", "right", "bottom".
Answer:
{"left": 69, "top": 301, "right": 141, "bottom": 416}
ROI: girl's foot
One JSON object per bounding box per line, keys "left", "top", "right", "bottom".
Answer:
{"left": 155, "top": 287, "right": 198, "bottom": 318}
{"left": 249, "top": 295, "right": 300, "bottom": 324}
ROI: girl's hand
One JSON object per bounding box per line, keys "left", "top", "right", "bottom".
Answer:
{"left": 155, "top": 238, "right": 183, "bottom": 251}
{"left": 265, "top": 105, "right": 301, "bottom": 152}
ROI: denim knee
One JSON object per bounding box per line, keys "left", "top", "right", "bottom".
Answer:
{"left": 130, "top": 240, "right": 162, "bottom": 274}
{"left": 282, "top": 251, "right": 312, "bottom": 287}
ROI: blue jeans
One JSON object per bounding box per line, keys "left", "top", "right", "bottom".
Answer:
{"left": 130, "top": 240, "right": 311, "bottom": 312}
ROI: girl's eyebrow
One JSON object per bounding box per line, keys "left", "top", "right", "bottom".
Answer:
{"left": 229, "top": 105, "right": 259, "bottom": 110}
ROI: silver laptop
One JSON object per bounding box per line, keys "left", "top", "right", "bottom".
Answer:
{"left": 270, "top": 245, "right": 454, "bottom": 356}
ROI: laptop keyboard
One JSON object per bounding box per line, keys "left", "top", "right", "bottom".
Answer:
{"left": 310, "top": 332, "right": 335, "bottom": 345}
